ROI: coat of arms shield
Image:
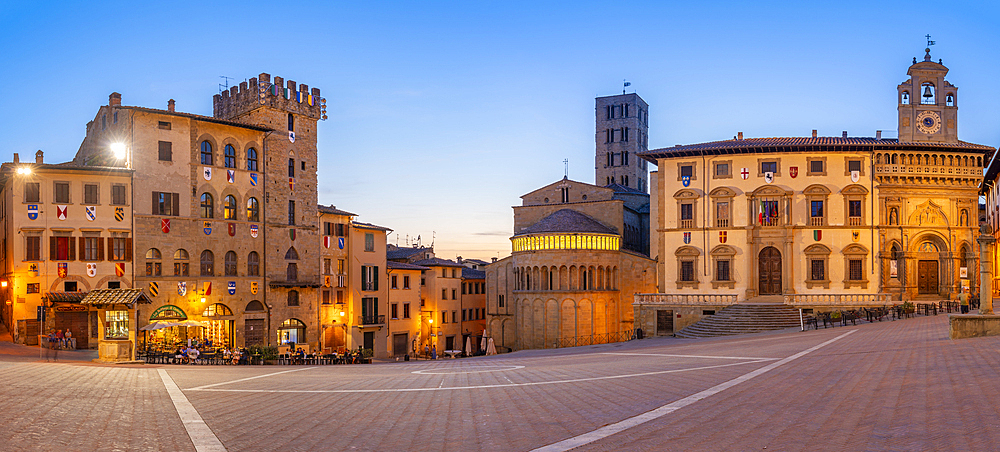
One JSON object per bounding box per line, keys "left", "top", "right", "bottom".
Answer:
{"left": 86, "top": 263, "right": 97, "bottom": 278}
{"left": 178, "top": 281, "right": 187, "bottom": 296}
{"left": 250, "top": 224, "right": 259, "bottom": 238}
{"left": 789, "top": 166, "right": 798, "bottom": 178}
{"left": 27, "top": 204, "right": 38, "bottom": 220}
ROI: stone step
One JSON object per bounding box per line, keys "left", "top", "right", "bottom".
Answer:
{"left": 676, "top": 304, "right": 802, "bottom": 338}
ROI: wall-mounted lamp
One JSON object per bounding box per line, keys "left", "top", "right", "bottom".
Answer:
{"left": 428, "top": 319, "right": 434, "bottom": 324}
{"left": 1, "top": 280, "right": 8, "bottom": 288}
{"left": 200, "top": 297, "right": 206, "bottom": 303}
{"left": 339, "top": 311, "right": 345, "bottom": 317}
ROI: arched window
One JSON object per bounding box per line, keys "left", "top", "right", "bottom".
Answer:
{"left": 946, "top": 93, "right": 954, "bottom": 107}
{"left": 247, "top": 251, "right": 259, "bottom": 276}
{"left": 901, "top": 91, "right": 909, "bottom": 105}
{"left": 224, "top": 144, "right": 236, "bottom": 168}
{"left": 245, "top": 300, "right": 265, "bottom": 312}
{"left": 287, "top": 263, "right": 298, "bottom": 281}
{"left": 200, "top": 193, "right": 214, "bottom": 218}
{"left": 285, "top": 247, "right": 298, "bottom": 260}
{"left": 145, "top": 248, "right": 161, "bottom": 276}
{"left": 246, "top": 197, "right": 259, "bottom": 222}
{"left": 246, "top": 147, "right": 258, "bottom": 171}
{"left": 287, "top": 290, "right": 299, "bottom": 306}
{"left": 288, "top": 113, "right": 294, "bottom": 132}
{"left": 920, "top": 82, "right": 935, "bottom": 104}
{"left": 224, "top": 251, "right": 238, "bottom": 276}
{"left": 174, "top": 249, "right": 189, "bottom": 276}
{"left": 201, "top": 141, "right": 213, "bottom": 165}
{"left": 223, "top": 195, "right": 237, "bottom": 220}
{"left": 200, "top": 250, "right": 214, "bottom": 276}
{"left": 277, "top": 318, "right": 305, "bottom": 344}
{"left": 203, "top": 303, "right": 232, "bottom": 316}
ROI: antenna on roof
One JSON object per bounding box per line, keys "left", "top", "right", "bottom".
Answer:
{"left": 563, "top": 158, "right": 569, "bottom": 179}
{"left": 219, "top": 76, "right": 236, "bottom": 94}
{"left": 431, "top": 231, "right": 436, "bottom": 247}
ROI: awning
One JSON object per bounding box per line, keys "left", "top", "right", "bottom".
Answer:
{"left": 45, "top": 291, "right": 88, "bottom": 303}
{"left": 80, "top": 289, "right": 153, "bottom": 308}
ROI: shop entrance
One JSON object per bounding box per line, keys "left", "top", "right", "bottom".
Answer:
{"left": 918, "top": 260, "right": 939, "bottom": 294}
{"left": 758, "top": 247, "right": 782, "bottom": 295}
{"left": 393, "top": 333, "right": 408, "bottom": 356}
{"left": 54, "top": 310, "right": 89, "bottom": 348}
{"left": 244, "top": 319, "right": 265, "bottom": 346}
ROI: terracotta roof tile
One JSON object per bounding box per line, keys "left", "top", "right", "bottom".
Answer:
{"left": 516, "top": 209, "right": 617, "bottom": 236}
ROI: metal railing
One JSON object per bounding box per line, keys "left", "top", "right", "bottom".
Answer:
{"left": 358, "top": 315, "right": 385, "bottom": 325}
{"left": 633, "top": 293, "right": 738, "bottom": 305}
{"left": 554, "top": 329, "right": 637, "bottom": 348}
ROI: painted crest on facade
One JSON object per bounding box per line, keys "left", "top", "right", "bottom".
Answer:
{"left": 289, "top": 177, "right": 295, "bottom": 191}
{"left": 339, "top": 237, "right": 345, "bottom": 249}
{"left": 27, "top": 204, "right": 38, "bottom": 220}
{"left": 203, "top": 167, "right": 212, "bottom": 181}
{"left": 178, "top": 281, "right": 187, "bottom": 296}
{"left": 324, "top": 236, "right": 331, "bottom": 248}
{"left": 764, "top": 171, "right": 774, "bottom": 184}
{"left": 86, "top": 263, "right": 97, "bottom": 278}
{"left": 227, "top": 170, "right": 235, "bottom": 184}
{"left": 250, "top": 224, "right": 259, "bottom": 238}
{"left": 114, "top": 206, "right": 124, "bottom": 222}
{"left": 250, "top": 173, "right": 258, "bottom": 186}
{"left": 324, "top": 276, "right": 331, "bottom": 287}
{"left": 161, "top": 218, "right": 170, "bottom": 233}
{"left": 57, "top": 262, "right": 68, "bottom": 278}
{"left": 813, "top": 230, "right": 822, "bottom": 241}
{"left": 719, "top": 231, "right": 727, "bottom": 243}
{"left": 115, "top": 263, "right": 125, "bottom": 277}
{"left": 204, "top": 221, "right": 212, "bottom": 235}
{"left": 202, "top": 281, "right": 212, "bottom": 296}
{"left": 740, "top": 168, "right": 749, "bottom": 180}
{"left": 851, "top": 170, "right": 860, "bottom": 183}
{"left": 57, "top": 205, "right": 67, "bottom": 221}
{"left": 289, "top": 229, "right": 296, "bottom": 241}
{"left": 149, "top": 282, "right": 159, "bottom": 297}
{"left": 789, "top": 166, "right": 798, "bottom": 178}
{"left": 228, "top": 281, "right": 236, "bottom": 295}
{"left": 228, "top": 223, "right": 236, "bottom": 237}
{"left": 85, "top": 206, "right": 96, "bottom": 221}
{"left": 852, "top": 230, "right": 860, "bottom": 242}
{"left": 681, "top": 175, "right": 691, "bottom": 187}
{"left": 289, "top": 131, "right": 296, "bottom": 143}
{"left": 683, "top": 232, "right": 691, "bottom": 244}
{"left": 250, "top": 281, "right": 258, "bottom": 295}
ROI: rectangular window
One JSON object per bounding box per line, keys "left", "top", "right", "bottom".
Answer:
{"left": 54, "top": 182, "right": 70, "bottom": 203}
{"left": 288, "top": 158, "right": 295, "bottom": 177}
{"left": 848, "top": 160, "right": 862, "bottom": 172}
{"left": 441, "top": 289, "right": 447, "bottom": 300}
{"left": 84, "top": 237, "right": 101, "bottom": 261}
{"left": 810, "top": 160, "right": 824, "bottom": 173}
{"left": 158, "top": 121, "right": 171, "bottom": 130}
{"left": 153, "top": 192, "right": 178, "bottom": 215}
{"left": 391, "top": 303, "right": 398, "bottom": 320}
{"left": 108, "top": 281, "right": 120, "bottom": 289}
{"left": 848, "top": 200, "right": 863, "bottom": 226}
{"left": 322, "top": 290, "right": 331, "bottom": 304}
{"left": 442, "top": 311, "right": 447, "bottom": 323}
{"left": 105, "top": 310, "right": 129, "bottom": 339}
{"left": 145, "top": 262, "right": 161, "bottom": 276}
{"left": 715, "top": 163, "right": 729, "bottom": 177}
{"left": 336, "top": 223, "right": 346, "bottom": 237}
{"left": 27, "top": 283, "right": 40, "bottom": 294}
{"left": 452, "top": 311, "right": 457, "bottom": 323}
{"left": 403, "top": 275, "right": 410, "bottom": 289}
{"left": 849, "top": 259, "right": 863, "bottom": 280}
{"left": 24, "top": 236, "right": 41, "bottom": 261}
{"left": 462, "top": 309, "right": 467, "bottom": 321}
{"left": 680, "top": 203, "right": 693, "bottom": 228}
{"left": 365, "top": 233, "right": 374, "bottom": 252}
{"left": 111, "top": 238, "right": 128, "bottom": 261}
{"left": 337, "top": 290, "right": 344, "bottom": 304}
{"left": 391, "top": 275, "right": 398, "bottom": 289}
{"left": 715, "top": 202, "right": 729, "bottom": 228}
{"left": 51, "top": 236, "right": 72, "bottom": 260}
{"left": 499, "top": 294, "right": 505, "bottom": 308}
{"left": 361, "top": 265, "right": 379, "bottom": 291}
{"left": 403, "top": 303, "right": 410, "bottom": 319}
{"left": 112, "top": 185, "right": 126, "bottom": 205}
{"left": 84, "top": 184, "right": 99, "bottom": 204}
{"left": 761, "top": 161, "right": 777, "bottom": 174}
{"left": 680, "top": 261, "right": 695, "bottom": 282}
{"left": 174, "top": 262, "right": 189, "bottom": 276}
{"left": 716, "top": 260, "right": 730, "bottom": 281}
{"left": 811, "top": 260, "right": 825, "bottom": 281}
{"left": 680, "top": 165, "right": 693, "bottom": 178}
{"left": 288, "top": 201, "right": 295, "bottom": 225}
{"left": 811, "top": 200, "right": 824, "bottom": 226}
{"left": 158, "top": 141, "right": 172, "bottom": 161}
{"left": 338, "top": 259, "right": 345, "bottom": 274}
{"left": 452, "top": 289, "right": 457, "bottom": 300}
{"left": 323, "top": 259, "right": 332, "bottom": 275}
{"left": 24, "top": 183, "right": 40, "bottom": 203}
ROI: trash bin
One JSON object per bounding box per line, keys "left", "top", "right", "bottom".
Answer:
{"left": 403, "top": 354, "right": 409, "bottom": 361}
{"left": 636, "top": 328, "right": 644, "bottom": 340}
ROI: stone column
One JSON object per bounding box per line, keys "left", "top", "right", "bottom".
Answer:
{"left": 977, "top": 227, "right": 995, "bottom": 315}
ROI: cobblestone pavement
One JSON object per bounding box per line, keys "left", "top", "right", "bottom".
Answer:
{"left": 0, "top": 314, "right": 998, "bottom": 451}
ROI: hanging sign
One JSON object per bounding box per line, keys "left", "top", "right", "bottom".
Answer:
{"left": 115, "top": 263, "right": 125, "bottom": 277}
{"left": 149, "top": 282, "right": 159, "bottom": 297}
{"left": 250, "top": 281, "right": 258, "bottom": 295}
{"left": 681, "top": 175, "right": 691, "bottom": 187}
{"left": 764, "top": 171, "right": 774, "bottom": 184}
{"left": 851, "top": 170, "right": 860, "bottom": 183}
{"left": 719, "top": 231, "right": 727, "bottom": 243}
{"left": 683, "top": 232, "right": 691, "bottom": 244}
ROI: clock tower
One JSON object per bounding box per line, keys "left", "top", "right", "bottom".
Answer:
{"left": 897, "top": 46, "right": 958, "bottom": 143}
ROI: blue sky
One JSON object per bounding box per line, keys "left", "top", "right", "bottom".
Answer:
{"left": 2, "top": 1, "right": 998, "bottom": 260}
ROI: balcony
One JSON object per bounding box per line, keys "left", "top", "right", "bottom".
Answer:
{"left": 359, "top": 315, "right": 385, "bottom": 325}
{"left": 848, "top": 216, "right": 863, "bottom": 226}
{"left": 680, "top": 219, "right": 694, "bottom": 228}
{"left": 810, "top": 217, "right": 824, "bottom": 226}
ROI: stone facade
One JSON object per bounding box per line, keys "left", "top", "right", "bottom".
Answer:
{"left": 595, "top": 93, "right": 650, "bottom": 192}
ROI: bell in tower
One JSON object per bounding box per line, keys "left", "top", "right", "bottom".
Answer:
{"left": 897, "top": 41, "right": 957, "bottom": 144}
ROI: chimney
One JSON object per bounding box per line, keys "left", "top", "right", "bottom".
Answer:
{"left": 35, "top": 150, "right": 43, "bottom": 164}
{"left": 457, "top": 256, "right": 463, "bottom": 263}
{"left": 492, "top": 257, "right": 498, "bottom": 263}
{"left": 109, "top": 92, "right": 122, "bottom": 106}
{"left": 12, "top": 153, "right": 19, "bottom": 164}
{"left": 737, "top": 132, "right": 743, "bottom": 140}
{"left": 842, "top": 131, "right": 848, "bottom": 138}
{"left": 168, "top": 99, "right": 176, "bottom": 112}
{"left": 876, "top": 130, "right": 882, "bottom": 140}
{"left": 812, "top": 129, "right": 817, "bottom": 138}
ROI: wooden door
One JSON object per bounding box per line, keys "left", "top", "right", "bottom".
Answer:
{"left": 54, "top": 311, "right": 89, "bottom": 348}
{"left": 918, "top": 260, "right": 939, "bottom": 294}
{"left": 244, "top": 319, "right": 265, "bottom": 346}
{"left": 656, "top": 310, "right": 673, "bottom": 336}
{"left": 758, "top": 247, "right": 782, "bottom": 295}
{"left": 393, "top": 333, "right": 408, "bottom": 356}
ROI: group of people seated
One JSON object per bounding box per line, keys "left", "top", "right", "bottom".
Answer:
{"left": 171, "top": 345, "right": 250, "bottom": 364}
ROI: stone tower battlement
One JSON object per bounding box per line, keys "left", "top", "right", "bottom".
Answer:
{"left": 213, "top": 72, "right": 326, "bottom": 122}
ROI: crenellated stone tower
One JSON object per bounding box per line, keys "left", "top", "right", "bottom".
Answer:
{"left": 213, "top": 73, "right": 327, "bottom": 314}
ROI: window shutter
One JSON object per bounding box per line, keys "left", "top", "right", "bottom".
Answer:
{"left": 69, "top": 237, "right": 76, "bottom": 261}
{"left": 125, "top": 238, "right": 133, "bottom": 262}
{"left": 78, "top": 237, "right": 85, "bottom": 261}
{"left": 172, "top": 193, "right": 179, "bottom": 216}
{"left": 98, "top": 238, "right": 105, "bottom": 261}
{"left": 49, "top": 237, "right": 57, "bottom": 260}
{"left": 152, "top": 191, "right": 158, "bottom": 215}
{"left": 360, "top": 266, "right": 366, "bottom": 289}
{"left": 374, "top": 267, "right": 379, "bottom": 291}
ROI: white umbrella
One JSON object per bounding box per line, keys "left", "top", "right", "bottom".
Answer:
{"left": 486, "top": 337, "right": 497, "bottom": 355}
{"left": 176, "top": 320, "right": 207, "bottom": 328}
{"left": 480, "top": 330, "right": 488, "bottom": 352}
{"left": 464, "top": 336, "right": 472, "bottom": 357}
{"left": 140, "top": 321, "right": 174, "bottom": 331}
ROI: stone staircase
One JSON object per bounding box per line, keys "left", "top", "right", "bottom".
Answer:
{"left": 675, "top": 303, "right": 802, "bottom": 338}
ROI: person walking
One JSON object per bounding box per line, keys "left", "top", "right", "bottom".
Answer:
{"left": 959, "top": 288, "right": 970, "bottom": 314}
{"left": 47, "top": 331, "right": 58, "bottom": 361}
{"left": 431, "top": 344, "right": 437, "bottom": 360}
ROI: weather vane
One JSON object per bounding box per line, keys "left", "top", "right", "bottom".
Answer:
{"left": 925, "top": 34, "right": 935, "bottom": 47}
{"left": 623, "top": 80, "right": 631, "bottom": 94}
{"left": 563, "top": 159, "right": 569, "bottom": 178}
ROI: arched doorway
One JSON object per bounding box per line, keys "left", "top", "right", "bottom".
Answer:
{"left": 758, "top": 247, "right": 782, "bottom": 295}
{"left": 202, "top": 303, "right": 233, "bottom": 348}
{"left": 277, "top": 318, "right": 306, "bottom": 345}
{"left": 916, "top": 241, "right": 940, "bottom": 294}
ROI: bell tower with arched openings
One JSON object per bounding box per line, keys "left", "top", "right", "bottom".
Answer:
{"left": 897, "top": 41, "right": 958, "bottom": 144}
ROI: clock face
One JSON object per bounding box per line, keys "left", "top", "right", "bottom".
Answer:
{"left": 915, "top": 111, "right": 942, "bottom": 135}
